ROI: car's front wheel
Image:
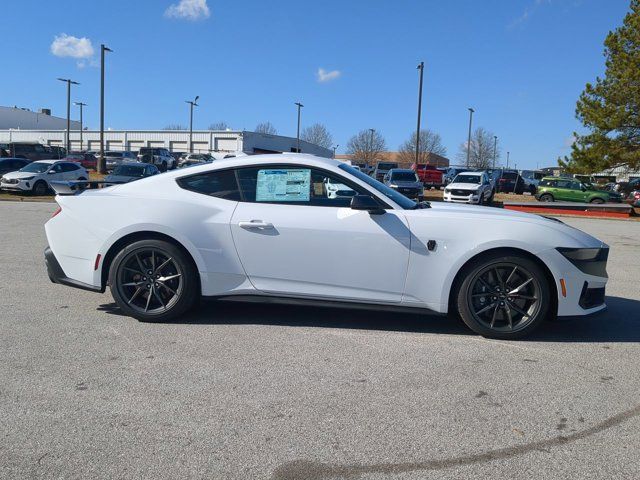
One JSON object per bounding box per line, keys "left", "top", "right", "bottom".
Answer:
{"left": 590, "top": 197, "right": 605, "bottom": 204}
{"left": 109, "top": 239, "right": 199, "bottom": 322}
{"left": 538, "top": 193, "right": 554, "bottom": 202}
{"left": 33, "top": 180, "right": 48, "bottom": 196}
{"left": 455, "top": 252, "right": 550, "bottom": 339}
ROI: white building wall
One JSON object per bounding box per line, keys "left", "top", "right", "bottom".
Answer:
{"left": 0, "top": 106, "right": 81, "bottom": 130}
{"left": 0, "top": 129, "right": 332, "bottom": 157}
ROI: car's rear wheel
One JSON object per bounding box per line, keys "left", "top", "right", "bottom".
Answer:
{"left": 539, "top": 193, "right": 554, "bottom": 202}
{"left": 590, "top": 197, "right": 605, "bottom": 204}
{"left": 160, "top": 161, "right": 167, "bottom": 172}
{"left": 455, "top": 252, "right": 550, "bottom": 339}
{"left": 33, "top": 181, "right": 48, "bottom": 196}
{"left": 109, "top": 239, "right": 199, "bottom": 322}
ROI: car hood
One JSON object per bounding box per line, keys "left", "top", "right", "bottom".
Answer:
{"left": 446, "top": 182, "right": 481, "bottom": 190}
{"left": 2, "top": 171, "right": 43, "bottom": 180}
{"left": 405, "top": 202, "right": 605, "bottom": 248}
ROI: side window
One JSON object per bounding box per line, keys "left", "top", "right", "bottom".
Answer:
{"left": 51, "top": 164, "right": 63, "bottom": 173}
{"left": 177, "top": 169, "right": 240, "bottom": 201}
{"left": 236, "top": 166, "right": 368, "bottom": 208}
{"left": 570, "top": 181, "right": 582, "bottom": 190}
{"left": 556, "top": 180, "right": 571, "bottom": 189}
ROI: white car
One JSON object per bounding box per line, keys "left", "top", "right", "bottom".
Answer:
{"left": 324, "top": 177, "right": 356, "bottom": 199}
{"left": 44, "top": 154, "right": 609, "bottom": 339}
{"left": 1, "top": 160, "right": 88, "bottom": 196}
{"left": 444, "top": 171, "right": 494, "bottom": 205}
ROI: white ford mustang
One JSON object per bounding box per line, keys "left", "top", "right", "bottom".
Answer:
{"left": 45, "top": 154, "right": 609, "bottom": 339}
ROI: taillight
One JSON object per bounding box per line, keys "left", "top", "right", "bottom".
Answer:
{"left": 51, "top": 206, "right": 62, "bottom": 218}
{"left": 634, "top": 192, "right": 640, "bottom": 199}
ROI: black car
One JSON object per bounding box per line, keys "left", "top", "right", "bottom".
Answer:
{"left": 497, "top": 170, "right": 525, "bottom": 194}
{"left": 0, "top": 158, "right": 30, "bottom": 177}
{"left": 0, "top": 142, "right": 55, "bottom": 161}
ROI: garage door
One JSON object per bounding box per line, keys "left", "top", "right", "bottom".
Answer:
{"left": 215, "top": 138, "right": 238, "bottom": 152}
{"left": 127, "top": 141, "right": 144, "bottom": 153}
{"left": 170, "top": 141, "right": 188, "bottom": 152}
{"left": 147, "top": 141, "right": 165, "bottom": 149}
{"left": 106, "top": 141, "right": 123, "bottom": 151}
{"left": 191, "top": 142, "right": 209, "bottom": 153}
{"left": 88, "top": 140, "right": 102, "bottom": 152}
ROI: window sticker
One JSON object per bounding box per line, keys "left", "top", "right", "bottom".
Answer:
{"left": 256, "top": 169, "right": 310, "bottom": 202}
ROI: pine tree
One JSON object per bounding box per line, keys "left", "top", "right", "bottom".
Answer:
{"left": 561, "top": 0, "right": 640, "bottom": 173}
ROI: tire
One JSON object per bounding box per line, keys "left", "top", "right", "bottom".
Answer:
{"left": 108, "top": 239, "right": 199, "bottom": 322}
{"left": 33, "top": 180, "right": 48, "bottom": 196}
{"left": 590, "top": 197, "right": 605, "bottom": 204}
{"left": 478, "top": 194, "right": 485, "bottom": 205}
{"left": 160, "top": 161, "right": 167, "bottom": 173}
{"left": 78, "top": 177, "right": 87, "bottom": 181}
{"left": 539, "top": 193, "right": 554, "bottom": 202}
{"left": 454, "top": 252, "right": 550, "bottom": 339}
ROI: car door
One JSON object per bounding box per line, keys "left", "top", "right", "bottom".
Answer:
{"left": 229, "top": 165, "right": 412, "bottom": 302}
{"left": 568, "top": 181, "right": 586, "bottom": 202}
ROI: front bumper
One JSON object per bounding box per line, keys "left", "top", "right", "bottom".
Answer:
{"left": 45, "top": 247, "right": 104, "bottom": 293}
{"left": 1, "top": 180, "right": 31, "bottom": 191}
{"left": 443, "top": 192, "right": 480, "bottom": 204}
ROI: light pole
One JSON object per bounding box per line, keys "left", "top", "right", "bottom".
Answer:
{"left": 506, "top": 151, "right": 510, "bottom": 169}
{"left": 493, "top": 135, "right": 497, "bottom": 170}
{"left": 57, "top": 78, "right": 79, "bottom": 153}
{"left": 466, "top": 107, "right": 474, "bottom": 168}
{"left": 74, "top": 102, "right": 87, "bottom": 151}
{"left": 332, "top": 144, "right": 339, "bottom": 159}
{"left": 295, "top": 102, "right": 304, "bottom": 152}
{"left": 415, "top": 61, "right": 424, "bottom": 164}
{"left": 99, "top": 44, "right": 113, "bottom": 174}
{"left": 368, "top": 128, "right": 375, "bottom": 165}
{"left": 186, "top": 96, "right": 199, "bottom": 153}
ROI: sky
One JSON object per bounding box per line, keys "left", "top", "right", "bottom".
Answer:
{"left": 0, "top": 0, "right": 632, "bottom": 169}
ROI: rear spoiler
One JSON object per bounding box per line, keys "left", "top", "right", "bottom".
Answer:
{"left": 50, "top": 180, "right": 124, "bottom": 196}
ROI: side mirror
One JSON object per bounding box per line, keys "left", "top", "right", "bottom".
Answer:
{"left": 350, "top": 195, "right": 385, "bottom": 214}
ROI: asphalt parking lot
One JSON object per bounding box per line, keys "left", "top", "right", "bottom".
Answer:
{"left": 1, "top": 201, "right": 639, "bottom": 480}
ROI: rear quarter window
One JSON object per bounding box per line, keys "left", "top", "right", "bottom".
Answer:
{"left": 177, "top": 169, "right": 240, "bottom": 201}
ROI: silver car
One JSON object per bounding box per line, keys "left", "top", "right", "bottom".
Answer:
{"left": 104, "top": 151, "right": 137, "bottom": 171}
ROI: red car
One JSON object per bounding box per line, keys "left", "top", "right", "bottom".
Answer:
{"left": 65, "top": 152, "right": 97, "bottom": 170}
{"left": 411, "top": 163, "right": 444, "bottom": 188}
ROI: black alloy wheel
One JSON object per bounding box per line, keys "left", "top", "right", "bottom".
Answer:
{"left": 109, "top": 239, "right": 198, "bottom": 322}
{"left": 456, "top": 253, "right": 550, "bottom": 339}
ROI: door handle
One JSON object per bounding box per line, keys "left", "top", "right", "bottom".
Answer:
{"left": 238, "top": 220, "right": 274, "bottom": 230}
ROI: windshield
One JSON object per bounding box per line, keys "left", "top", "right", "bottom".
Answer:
{"left": 339, "top": 164, "right": 417, "bottom": 209}
{"left": 453, "top": 174, "right": 481, "bottom": 184}
{"left": 105, "top": 152, "right": 123, "bottom": 157}
{"left": 377, "top": 163, "right": 398, "bottom": 170}
{"left": 391, "top": 171, "right": 419, "bottom": 182}
{"left": 20, "top": 162, "right": 50, "bottom": 173}
{"left": 113, "top": 165, "right": 146, "bottom": 177}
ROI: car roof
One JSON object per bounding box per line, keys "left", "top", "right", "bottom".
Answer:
{"left": 33, "top": 159, "right": 63, "bottom": 164}
{"left": 117, "top": 161, "right": 148, "bottom": 167}
{"left": 389, "top": 168, "right": 415, "bottom": 174}
{"left": 457, "top": 171, "right": 482, "bottom": 176}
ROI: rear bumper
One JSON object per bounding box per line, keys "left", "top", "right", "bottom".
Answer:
{"left": 44, "top": 247, "right": 104, "bottom": 293}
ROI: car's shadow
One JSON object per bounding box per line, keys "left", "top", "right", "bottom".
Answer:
{"left": 97, "top": 295, "right": 640, "bottom": 343}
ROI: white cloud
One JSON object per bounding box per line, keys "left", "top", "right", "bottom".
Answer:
{"left": 50, "top": 33, "right": 94, "bottom": 59}
{"left": 508, "top": 0, "right": 551, "bottom": 29}
{"left": 164, "top": 0, "right": 210, "bottom": 21}
{"left": 316, "top": 68, "right": 341, "bottom": 83}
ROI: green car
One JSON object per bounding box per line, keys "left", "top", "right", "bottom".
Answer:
{"left": 535, "top": 177, "right": 614, "bottom": 204}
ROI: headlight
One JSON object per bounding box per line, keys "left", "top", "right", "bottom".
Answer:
{"left": 444, "top": 188, "right": 451, "bottom": 193}
{"left": 390, "top": 184, "right": 398, "bottom": 188}
{"left": 556, "top": 247, "right": 609, "bottom": 277}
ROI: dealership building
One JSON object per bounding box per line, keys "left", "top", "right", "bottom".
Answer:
{"left": 0, "top": 128, "right": 332, "bottom": 157}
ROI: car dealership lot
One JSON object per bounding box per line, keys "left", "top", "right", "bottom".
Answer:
{"left": 1, "top": 202, "right": 639, "bottom": 479}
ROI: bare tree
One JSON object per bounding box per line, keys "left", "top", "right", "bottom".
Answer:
{"left": 397, "top": 129, "right": 447, "bottom": 164}
{"left": 301, "top": 123, "right": 333, "bottom": 149}
{"left": 346, "top": 129, "right": 386, "bottom": 164}
{"left": 456, "top": 127, "right": 500, "bottom": 169}
{"left": 209, "top": 121, "right": 229, "bottom": 130}
{"left": 163, "top": 124, "right": 187, "bottom": 130}
{"left": 255, "top": 122, "right": 277, "bottom": 135}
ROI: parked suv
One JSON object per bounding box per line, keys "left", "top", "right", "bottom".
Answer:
{"left": 1, "top": 142, "right": 56, "bottom": 161}
{"left": 104, "top": 151, "right": 137, "bottom": 170}
{"left": 497, "top": 170, "right": 525, "bottom": 194}
{"left": 373, "top": 161, "right": 398, "bottom": 181}
{"left": 137, "top": 147, "right": 175, "bottom": 172}
{"left": 444, "top": 171, "right": 493, "bottom": 205}
{"left": 535, "top": 177, "right": 617, "bottom": 204}
{"left": 1, "top": 160, "right": 88, "bottom": 195}
{"left": 383, "top": 168, "right": 424, "bottom": 199}
{"left": 411, "top": 163, "right": 444, "bottom": 188}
